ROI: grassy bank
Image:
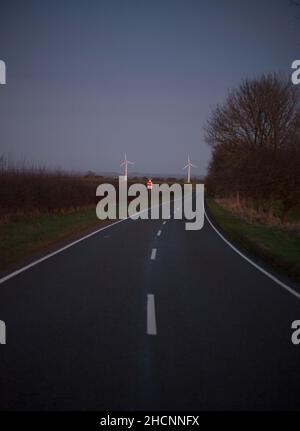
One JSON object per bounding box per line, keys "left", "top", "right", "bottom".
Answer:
{"left": 205, "top": 196, "right": 300, "bottom": 285}
{"left": 0, "top": 207, "right": 110, "bottom": 275}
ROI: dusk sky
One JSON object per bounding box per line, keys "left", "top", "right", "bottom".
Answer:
{"left": 0, "top": 0, "right": 299, "bottom": 175}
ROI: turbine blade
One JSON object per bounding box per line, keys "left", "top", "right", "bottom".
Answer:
{"left": 183, "top": 165, "right": 188, "bottom": 169}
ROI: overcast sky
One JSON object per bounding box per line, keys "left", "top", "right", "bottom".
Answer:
{"left": 0, "top": 0, "right": 299, "bottom": 175}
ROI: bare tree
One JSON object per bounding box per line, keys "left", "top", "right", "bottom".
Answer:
{"left": 205, "top": 74, "right": 300, "bottom": 221}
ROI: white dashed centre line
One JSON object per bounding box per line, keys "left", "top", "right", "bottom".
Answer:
{"left": 150, "top": 248, "right": 157, "bottom": 260}
{"left": 163, "top": 221, "right": 167, "bottom": 225}
{"left": 157, "top": 230, "right": 162, "bottom": 237}
{"left": 147, "top": 294, "right": 157, "bottom": 335}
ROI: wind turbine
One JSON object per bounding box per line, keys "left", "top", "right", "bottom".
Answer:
{"left": 120, "top": 153, "right": 134, "bottom": 179}
{"left": 183, "top": 155, "right": 197, "bottom": 183}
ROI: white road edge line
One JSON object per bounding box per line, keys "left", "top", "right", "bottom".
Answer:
{"left": 204, "top": 208, "right": 300, "bottom": 300}
{"left": 150, "top": 248, "right": 157, "bottom": 260}
{"left": 0, "top": 201, "right": 168, "bottom": 286}
{"left": 147, "top": 294, "right": 157, "bottom": 335}
{"left": 0, "top": 218, "right": 125, "bottom": 285}
{"left": 0, "top": 196, "right": 181, "bottom": 286}
{"left": 157, "top": 230, "right": 162, "bottom": 237}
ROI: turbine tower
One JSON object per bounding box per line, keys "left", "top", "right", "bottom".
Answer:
{"left": 183, "top": 155, "right": 197, "bottom": 183}
{"left": 120, "top": 153, "right": 134, "bottom": 179}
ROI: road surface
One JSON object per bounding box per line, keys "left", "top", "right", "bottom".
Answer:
{"left": 0, "top": 201, "right": 300, "bottom": 410}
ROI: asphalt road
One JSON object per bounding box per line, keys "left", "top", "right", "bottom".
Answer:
{"left": 0, "top": 201, "right": 300, "bottom": 410}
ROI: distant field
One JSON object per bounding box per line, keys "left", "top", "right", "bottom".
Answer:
{"left": 205, "top": 196, "right": 300, "bottom": 285}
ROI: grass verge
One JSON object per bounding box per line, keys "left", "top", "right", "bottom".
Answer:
{"left": 0, "top": 207, "right": 112, "bottom": 276}
{"left": 205, "top": 196, "right": 300, "bottom": 285}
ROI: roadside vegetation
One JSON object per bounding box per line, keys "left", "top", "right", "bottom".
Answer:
{"left": 0, "top": 161, "right": 112, "bottom": 274}
{"left": 205, "top": 73, "right": 300, "bottom": 284}
{"left": 0, "top": 207, "right": 108, "bottom": 273}
{"left": 0, "top": 158, "right": 104, "bottom": 223}
{"left": 206, "top": 196, "right": 300, "bottom": 284}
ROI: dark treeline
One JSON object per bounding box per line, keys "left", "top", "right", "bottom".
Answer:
{"left": 205, "top": 74, "right": 300, "bottom": 222}
{"left": 0, "top": 165, "right": 100, "bottom": 222}
{"left": 0, "top": 159, "right": 163, "bottom": 222}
